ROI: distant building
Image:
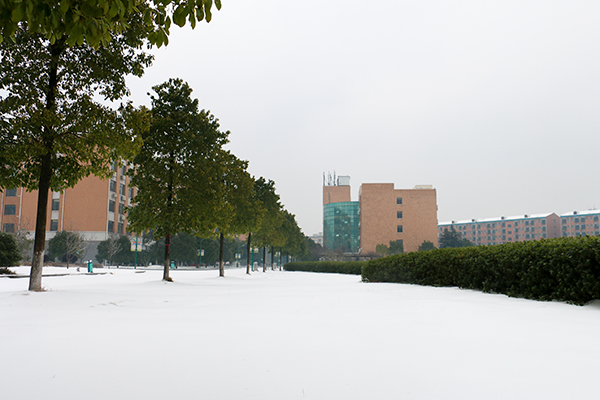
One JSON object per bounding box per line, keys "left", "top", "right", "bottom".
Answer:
{"left": 0, "top": 164, "right": 136, "bottom": 260}
{"left": 359, "top": 183, "right": 438, "bottom": 253}
{"left": 439, "top": 210, "right": 600, "bottom": 244}
{"left": 309, "top": 233, "right": 324, "bottom": 246}
{"left": 322, "top": 174, "right": 439, "bottom": 254}
{"left": 322, "top": 175, "right": 360, "bottom": 253}
{"left": 560, "top": 210, "right": 600, "bottom": 237}
{"left": 438, "top": 213, "right": 561, "bottom": 246}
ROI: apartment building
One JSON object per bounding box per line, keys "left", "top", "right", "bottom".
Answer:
{"left": 0, "top": 164, "right": 135, "bottom": 258}
{"left": 560, "top": 210, "right": 600, "bottom": 237}
{"left": 438, "top": 213, "right": 561, "bottom": 246}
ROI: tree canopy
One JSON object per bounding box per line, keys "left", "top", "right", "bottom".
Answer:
{"left": 418, "top": 240, "right": 436, "bottom": 251}
{"left": 0, "top": 232, "right": 20, "bottom": 268}
{"left": 127, "top": 78, "right": 234, "bottom": 281}
{"left": 438, "top": 229, "right": 473, "bottom": 249}
{"left": 48, "top": 230, "right": 86, "bottom": 266}
{"left": 0, "top": 0, "right": 221, "bottom": 48}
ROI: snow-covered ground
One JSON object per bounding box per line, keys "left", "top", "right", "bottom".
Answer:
{"left": 2, "top": 266, "right": 600, "bottom": 400}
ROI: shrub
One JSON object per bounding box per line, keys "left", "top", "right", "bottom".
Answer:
{"left": 284, "top": 261, "right": 364, "bottom": 275}
{"left": 0, "top": 232, "right": 21, "bottom": 268}
{"left": 362, "top": 236, "right": 600, "bottom": 305}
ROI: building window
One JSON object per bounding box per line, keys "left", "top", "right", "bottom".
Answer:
{"left": 397, "top": 211, "right": 403, "bottom": 219}
{"left": 110, "top": 180, "right": 116, "bottom": 192}
{"left": 396, "top": 197, "right": 402, "bottom": 205}
{"left": 595, "top": 216, "right": 599, "bottom": 222}
{"left": 542, "top": 220, "right": 546, "bottom": 225}
{"left": 5, "top": 189, "right": 17, "bottom": 197}
{"left": 52, "top": 199, "right": 60, "bottom": 211}
{"left": 4, "top": 204, "right": 16, "bottom": 215}
{"left": 109, "top": 200, "right": 115, "bottom": 213}
{"left": 120, "top": 183, "right": 125, "bottom": 195}
{"left": 108, "top": 220, "right": 114, "bottom": 232}
{"left": 3, "top": 223, "right": 14, "bottom": 233}
{"left": 118, "top": 222, "right": 124, "bottom": 234}
{"left": 50, "top": 220, "right": 58, "bottom": 231}
{"left": 129, "top": 187, "right": 134, "bottom": 198}
{"left": 121, "top": 166, "right": 127, "bottom": 175}
{"left": 575, "top": 225, "right": 580, "bottom": 230}
{"left": 118, "top": 203, "right": 124, "bottom": 215}
{"left": 397, "top": 225, "right": 403, "bottom": 233}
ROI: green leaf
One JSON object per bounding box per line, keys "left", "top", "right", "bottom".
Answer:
{"left": 172, "top": 5, "right": 186, "bottom": 27}
{"left": 60, "top": 0, "right": 70, "bottom": 14}
{"left": 10, "top": 5, "right": 23, "bottom": 22}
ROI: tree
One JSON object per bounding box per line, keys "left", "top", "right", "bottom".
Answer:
{"left": 127, "top": 79, "right": 230, "bottom": 281}
{"left": 0, "top": 231, "right": 20, "bottom": 268}
{"left": 376, "top": 240, "right": 404, "bottom": 256}
{"left": 0, "top": 20, "right": 150, "bottom": 289}
{"left": 251, "top": 178, "right": 284, "bottom": 272}
{"left": 375, "top": 243, "right": 390, "bottom": 257}
{"left": 439, "top": 228, "right": 473, "bottom": 248}
{"left": 280, "top": 210, "right": 305, "bottom": 264}
{"left": 418, "top": 240, "right": 436, "bottom": 251}
{"left": 0, "top": 1, "right": 222, "bottom": 291}
{"left": 97, "top": 234, "right": 131, "bottom": 265}
{"left": 12, "top": 228, "right": 33, "bottom": 262}
{"left": 212, "top": 151, "right": 254, "bottom": 277}
{"left": 48, "top": 231, "right": 86, "bottom": 267}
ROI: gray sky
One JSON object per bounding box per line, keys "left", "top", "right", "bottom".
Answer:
{"left": 125, "top": 0, "right": 600, "bottom": 236}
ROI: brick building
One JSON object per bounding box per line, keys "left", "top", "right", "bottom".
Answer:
{"left": 560, "top": 210, "right": 600, "bottom": 237}
{"left": 323, "top": 176, "right": 439, "bottom": 254}
{"left": 438, "top": 213, "right": 561, "bottom": 246}
{"left": 439, "top": 210, "right": 600, "bottom": 245}
{"left": 359, "top": 184, "right": 438, "bottom": 253}
{"left": 0, "top": 164, "right": 135, "bottom": 260}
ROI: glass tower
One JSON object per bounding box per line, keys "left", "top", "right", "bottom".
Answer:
{"left": 323, "top": 201, "right": 360, "bottom": 253}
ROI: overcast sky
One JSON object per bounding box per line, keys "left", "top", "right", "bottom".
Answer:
{"left": 125, "top": 0, "right": 600, "bottom": 236}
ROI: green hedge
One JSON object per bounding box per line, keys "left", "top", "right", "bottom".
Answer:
{"left": 362, "top": 236, "right": 600, "bottom": 305}
{"left": 284, "top": 261, "right": 364, "bottom": 275}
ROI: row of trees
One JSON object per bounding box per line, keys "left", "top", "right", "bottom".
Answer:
{"left": 125, "top": 78, "right": 307, "bottom": 280}
{"left": 95, "top": 232, "right": 321, "bottom": 268}
{"left": 0, "top": 1, "right": 311, "bottom": 289}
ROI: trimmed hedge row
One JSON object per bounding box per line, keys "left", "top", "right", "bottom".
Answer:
{"left": 284, "top": 261, "right": 364, "bottom": 275}
{"left": 362, "top": 236, "right": 600, "bottom": 305}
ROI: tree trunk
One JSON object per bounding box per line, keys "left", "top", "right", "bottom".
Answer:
{"left": 246, "top": 232, "right": 252, "bottom": 275}
{"left": 29, "top": 41, "right": 63, "bottom": 291}
{"left": 219, "top": 232, "right": 225, "bottom": 277}
{"left": 163, "top": 233, "right": 172, "bottom": 281}
{"left": 29, "top": 163, "right": 51, "bottom": 291}
{"left": 262, "top": 247, "right": 266, "bottom": 273}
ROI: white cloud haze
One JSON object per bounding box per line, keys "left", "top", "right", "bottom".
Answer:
{"left": 125, "top": 0, "right": 600, "bottom": 235}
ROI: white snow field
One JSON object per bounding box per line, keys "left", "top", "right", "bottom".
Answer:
{"left": 2, "top": 266, "right": 600, "bottom": 400}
